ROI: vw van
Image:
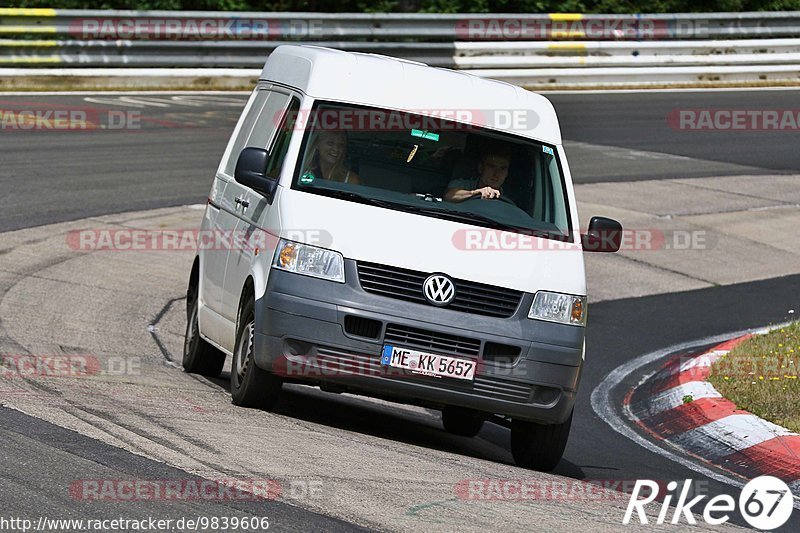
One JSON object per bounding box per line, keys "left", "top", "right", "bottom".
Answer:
{"left": 183, "top": 45, "right": 622, "bottom": 471}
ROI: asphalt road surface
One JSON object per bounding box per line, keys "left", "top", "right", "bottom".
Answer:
{"left": 0, "top": 407, "right": 362, "bottom": 532}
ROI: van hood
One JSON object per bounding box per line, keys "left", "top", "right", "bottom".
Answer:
{"left": 276, "top": 188, "right": 586, "bottom": 296}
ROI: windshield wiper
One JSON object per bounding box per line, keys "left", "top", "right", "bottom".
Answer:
{"left": 306, "top": 188, "right": 564, "bottom": 239}
{"left": 306, "top": 188, "right": 400, "bottom": 209}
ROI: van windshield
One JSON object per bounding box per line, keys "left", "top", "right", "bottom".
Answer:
{"left": 291, "top": 102, "right": 572, "bottom": 239}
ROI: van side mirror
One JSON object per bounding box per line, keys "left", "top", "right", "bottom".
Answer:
{"left": 234, "top": 147, "right": 279, "bottom": 202}
{"left": 581, "top": 216, "right": 623, "bottom": 253}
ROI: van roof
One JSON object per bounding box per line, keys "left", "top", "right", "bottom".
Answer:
{"left": 259, "top": 45, "right": 561, "bottom": 144}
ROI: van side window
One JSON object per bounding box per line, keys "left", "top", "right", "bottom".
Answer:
{"left": 265, "top": 98, "right": 300, "bottom": 178}
{"left": 220, "top": 89, "right": 292, "bottom": 178}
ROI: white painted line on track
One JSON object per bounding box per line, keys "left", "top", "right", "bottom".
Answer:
{"left": 117, "top": 96, "right": 171, "bottom": 108}
{"left": 83, "top": 96, "right": 148, "bottom": 108}
{"left": 134, "top": 96, "right": 206, "bottom": 107}
{"left": 83, "top": 94, "right": 248, "bottom": 109}
{"left": 565, "top": 141, "right": 695, "bottom": 162}
{"left": 172, "top": 95, "right": 248, "bottom": 106}
{"left": 590, "top": 322, "right": 800, "bottom": 509}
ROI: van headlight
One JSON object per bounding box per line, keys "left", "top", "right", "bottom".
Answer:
{"left": 528, "top": 291, "right": 587, "bottom": 326}
{"left": 272, "top": 239, "right": 345, "bottom": 283}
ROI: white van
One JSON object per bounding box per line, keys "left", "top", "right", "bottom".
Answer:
{"left": 184, "top": 45, "right": 621, "bottom": 471}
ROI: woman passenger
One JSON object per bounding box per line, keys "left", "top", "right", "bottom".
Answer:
{"left": 302, "top": 130, "right": 361, "bottom": 185}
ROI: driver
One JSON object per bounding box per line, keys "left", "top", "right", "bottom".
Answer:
{"left": 444, "top": 144, "right": 511, "bottom": 203}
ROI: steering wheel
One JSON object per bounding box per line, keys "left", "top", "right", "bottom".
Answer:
{"left": 493, "top": 196, "right": 517, "bottom": 206}
{"left": 465, "top": 194, "right": 516, "bottom": 206}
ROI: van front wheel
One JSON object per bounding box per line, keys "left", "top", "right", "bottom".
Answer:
{"left": 510, "top": 410, "right": 573, "bottom": 471}
{"left": 230, "top": 295, "right": 282, "bottom": 410}
{"left": 183, "top": 287, "right": 225, "bottom": 377}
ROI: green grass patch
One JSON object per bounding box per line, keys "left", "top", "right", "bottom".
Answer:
{"left": 708, "top": 322, "right": 800, "bottom": 432}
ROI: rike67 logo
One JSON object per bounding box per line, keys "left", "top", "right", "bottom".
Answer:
{"left": 624, "top": 476, "right": 794, "bottom": 530}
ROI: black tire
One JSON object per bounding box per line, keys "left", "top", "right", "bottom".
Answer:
{"left": 230, "top": 294, "right": 282, "bottom": 410}
{"left": 441, "top": 406, "right": 485, "bottom": 437}
{"left": 510, "top": 410, "right": 573, "bottom": 471}
{"left": 183, "top": 284, "right": 225, "bottom": 377}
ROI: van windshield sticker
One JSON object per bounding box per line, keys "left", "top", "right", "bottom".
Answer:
{"left": 300, "top": 171, "right": 315, "bottom": 184}
{"left": 411, "top": 129, "right": 440, "bottom": 141}
{"left": 543, "top": 146, "right": 555, "bottom": 156}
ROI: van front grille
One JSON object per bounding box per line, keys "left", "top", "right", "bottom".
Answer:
{"left": 344, "top": 315, "right": 382, "bottom": 339}
{"left": 356, "top": 261, "right": 523, "bottom": 318}
{"left": 384, "top": 323, "right": 481, "bottom": 357}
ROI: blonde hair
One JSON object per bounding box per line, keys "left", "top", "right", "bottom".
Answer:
{"left": 302, "top": 130, "right": 350, "bottom": 182}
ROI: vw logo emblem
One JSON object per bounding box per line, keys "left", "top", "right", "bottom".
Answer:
{"left": 423, "top": 274, "right": 456, "bottom": 306}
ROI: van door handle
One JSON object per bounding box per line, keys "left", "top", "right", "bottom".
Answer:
{"left": 234, "top": 197, "right": 250, "bottom": 208}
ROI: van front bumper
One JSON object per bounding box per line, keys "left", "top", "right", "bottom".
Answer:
{"left": 253, "top": 261, "right": 584, "bottom": 424}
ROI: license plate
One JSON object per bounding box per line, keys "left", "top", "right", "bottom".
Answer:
{"left": 381, "top": 345, "right": 476, "bottom": 381}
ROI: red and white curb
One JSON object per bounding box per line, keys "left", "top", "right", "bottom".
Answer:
{"left": 625, "top": 334, "right": 800, "bottom": 495}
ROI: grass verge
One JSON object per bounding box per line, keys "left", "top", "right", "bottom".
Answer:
{"left": 708, "top": 322, "right": 800, "bottom": 432}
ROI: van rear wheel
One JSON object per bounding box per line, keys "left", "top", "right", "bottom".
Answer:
{"left": 441, "top": 406, "right": 485, "bottom": 437}
{"left": 230, "top": 294, "right": 282, "bottom": 410}
{"left": 510, "top": 410, "right": 573, "bottom": 471}
{"left": 183, "top": 285, "right": 225, "bottom": 377}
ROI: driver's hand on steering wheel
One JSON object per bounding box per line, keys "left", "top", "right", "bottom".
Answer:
{"left": 472, "top": 186, "right": 501, "bottom": 199}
